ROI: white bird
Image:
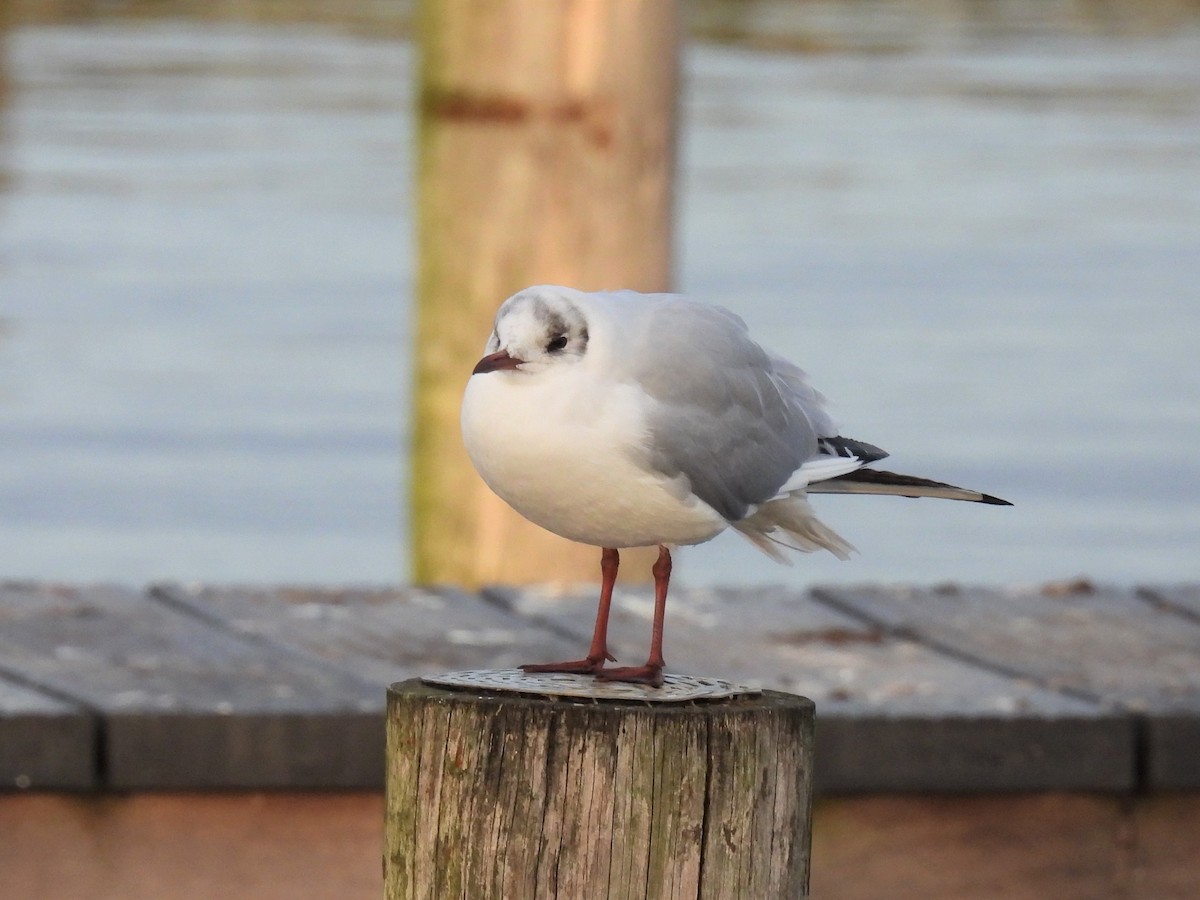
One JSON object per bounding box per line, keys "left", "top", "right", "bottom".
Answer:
{"left": 461, "top": 285, "right": 1010, "bottom": 686}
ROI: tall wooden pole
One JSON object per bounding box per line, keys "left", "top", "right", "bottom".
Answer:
{"left": 411, "top": 0, "right": 679, "bottom": 586}
{"left": 385, "top": 680, "right": 815, "bottom": 899}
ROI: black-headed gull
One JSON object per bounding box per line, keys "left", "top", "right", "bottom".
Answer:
{"left": 461, "top": 285, "right": 1010, "bottom": 686}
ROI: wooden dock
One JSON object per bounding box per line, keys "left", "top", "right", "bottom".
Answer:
{"left": 1, "top": 579, "right": 1198, "bottom": 898}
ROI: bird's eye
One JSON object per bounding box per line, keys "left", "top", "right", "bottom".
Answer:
{"left": 546, "top": 334, "right": 569, "bottom": 353}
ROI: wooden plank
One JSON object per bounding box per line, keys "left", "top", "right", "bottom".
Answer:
{"left": 1138, "top": 584, "right": 1200, "bottom": 623}
{"left": 0, "top": 792, "right": 383, "bottom": 900}
{"left": 0, "top": 583, "right": 382, "bottom": 789}
{"left": 811, "top": 794, "right": 1129, "bottom": 900}
{"left": 814, "top": 792, "right": 1200, "bottom": 900}
{"left": 4, "top": 790, "right": 1196, "bottom": 900}
{"left": 488, "top": 585, "right": 1129, "bottom": 792}
{"left": 149, "top": 583, "right": 579, "bottom": 686}
{"left": 1144, "top": 715, "right": 1200, "bottom": 791}
{"left": 1136, "top": 584, "right": 1200, "bottom": 784}
{"left": 0, "top": 674, "right": 95, "bottom": 790}
{"left": 1130, "top": 793, "right": 1200, "bottom": 899}
{"left": 4, "top": 579, "right": 1196, "bottom": 794}
{"left": 812, "top": 583, "right": 1200, "bottom": 709}
{"left": 813, "top": 583, "right": 1200, "bottom": 789}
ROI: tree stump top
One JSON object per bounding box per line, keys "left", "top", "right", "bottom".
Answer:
{"left": 393, "top": 677, "right": 814, "bottom": 720}
{"left": 420, "top": 668, "right": 763, "bottom": 703}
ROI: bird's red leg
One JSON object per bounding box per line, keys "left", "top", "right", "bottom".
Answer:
{"left": 520, "top": 547, "right": 620, "bottom": 675}
{"left": 594, "top": 545, "right": 670, "bottom": 687}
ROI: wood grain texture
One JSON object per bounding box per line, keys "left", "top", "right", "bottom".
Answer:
{"left": 385, "top": 679, "right": 813, "bottom": 899}
{"left": 0, "top": 792, "right": 383, "bottom": 900}
{"left": 812, "top": 792, "right": 1200, "bottom": 900}
{"left": 3, "top": 790, "right": 1197, "bottom": 900}
{"left": 411, "top": 0, "right": 679, "bottom": 586}
{"left": 0, "top": 582, "right": 382, "bottom": 788}
{"left": 811, "top": 794, "right": 1130, "bottom": 900}
{"left": 150, "top": 583, "right": 581, "bottom": 685}
{"left": 814, "top": 583, "right": 1200, "bottom": 788}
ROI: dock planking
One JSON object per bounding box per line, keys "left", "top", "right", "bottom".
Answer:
{"left": 1134, "top": 585, "right": 1200, "bottom": 788}
{"left": 487, "top": 584, "right": 1130, "bottom": 792}
{"left": 0, "top": 579, "right": 1196, "bottom": 793}
{"left": 0, "top": 674, "right": 94, "bottom": 789}
{"left": 0, "top": 582, "right": 382, "bottom": 789}
{"left": 811, "top": 582, "right": 1200, "bottom": 788}
{"left": 1138, "top": 584, "right": 1200, "bottom": 625}
{"left": 150, "top": 582, "right": 579, "bottom": 686}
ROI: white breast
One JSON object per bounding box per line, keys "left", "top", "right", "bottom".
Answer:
{"left": 460, "top": 367, "right": 728, "bottom": 549}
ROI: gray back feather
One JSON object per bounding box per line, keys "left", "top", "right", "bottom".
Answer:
{"left": 613, "top": 294, "right": 828, "bottom": 522}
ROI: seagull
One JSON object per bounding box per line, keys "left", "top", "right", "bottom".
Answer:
{"left": 461, "top": 285, "right": 1010, "bottom": 686}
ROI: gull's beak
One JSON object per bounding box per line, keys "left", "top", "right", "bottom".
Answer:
{"left": 472, "top": 349, "right": 524, "bottom": 375}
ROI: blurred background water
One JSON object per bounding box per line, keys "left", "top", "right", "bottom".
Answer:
{"left": 0, "top": 1, "right": 1197, "bottom": 588}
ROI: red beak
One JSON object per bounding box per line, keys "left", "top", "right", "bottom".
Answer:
{"left": 472, "top": 350, "right": 524, "bottom": 375}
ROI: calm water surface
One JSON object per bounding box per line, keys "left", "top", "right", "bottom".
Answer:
{"left": 1, "top": 13, "right": 1197, "bottom": 587}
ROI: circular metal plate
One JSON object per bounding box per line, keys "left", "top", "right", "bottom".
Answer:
{"left": 421, "top": 668, "right": 762, "bottom": 703}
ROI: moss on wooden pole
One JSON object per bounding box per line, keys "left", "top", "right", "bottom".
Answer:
{"left": 411, "top": 0, "right": 679, "bottom": 586}
{"left": 384, "top": 679, "right": 815, "bottom": 899}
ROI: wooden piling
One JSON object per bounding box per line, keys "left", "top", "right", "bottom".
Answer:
{"left": 384, "top": 679, "right": 814, "bottom": 899}
{"left": 410, "top": 0, "right": 679, "bottom": 587}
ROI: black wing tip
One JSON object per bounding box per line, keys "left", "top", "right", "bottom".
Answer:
{"left": 980, "top": 493, "right": 1014, "bottom": 506}
{"left": 827, "top": 468, "right": 1013, "bottom": 505}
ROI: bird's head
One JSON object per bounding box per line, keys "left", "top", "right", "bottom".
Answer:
{"left": 473, "top": 285, "right": 591, "bottom": 375}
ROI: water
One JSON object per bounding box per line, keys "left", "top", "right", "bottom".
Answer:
{"left": 1, "top": 9, "right": 1197, "bottom": 588}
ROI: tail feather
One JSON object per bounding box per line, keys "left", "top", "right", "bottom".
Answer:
{"left": 807, "top": 468, "right": 1012, "bottom": 506}
{"left": 734, "top": 494, "right": 856, "bottom": 563}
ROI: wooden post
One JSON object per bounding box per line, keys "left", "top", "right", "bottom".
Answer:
{"left": 410, "top": 0, "right": 679, "bottom": 587}
{"left": 384, "top": 680, "right": 814, "bottom": 899}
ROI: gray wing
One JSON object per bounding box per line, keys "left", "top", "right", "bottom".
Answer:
{"left": 622, "top": 297, "right": 824, "bottom": 522}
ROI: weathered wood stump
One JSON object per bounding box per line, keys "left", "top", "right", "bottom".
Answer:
{"left": 384, "top": 678, "right": 814, "bottom": 899}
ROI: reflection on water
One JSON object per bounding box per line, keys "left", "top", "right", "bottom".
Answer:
{"left": 690, "top": 0, "right": 1200, "bottom": 49}
{"left": 0, "top": 4, "right": 1197, "bottom": 586}
{"left": 7, "top": 0, "right": 411, "bottom": 35}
